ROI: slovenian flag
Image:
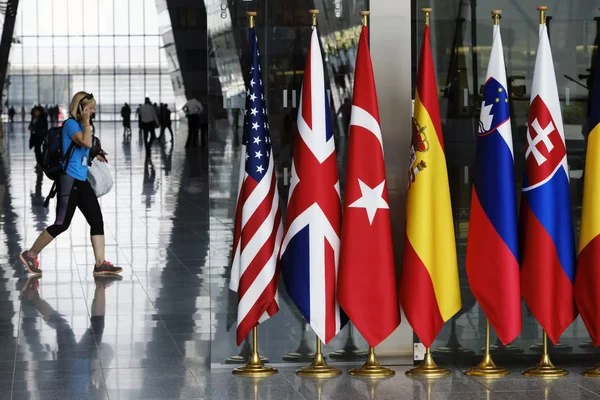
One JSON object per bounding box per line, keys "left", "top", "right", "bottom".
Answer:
{"left": 465, "top": 22, "right": 522, "bottom": 345}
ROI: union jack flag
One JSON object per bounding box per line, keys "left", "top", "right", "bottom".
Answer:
{"left": 279, "top": 26, "right": 346, "bottom": 344}
{"left": 229, "top": 28, "right": 282, "bottom": 346}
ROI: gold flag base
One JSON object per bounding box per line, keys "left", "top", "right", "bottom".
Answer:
{"left": 232, "top": 327, "right": 278, "bottom": 377}
{"left": 522, "top": 355, "right": 568, "bottom": 378}
{"left": 581, "top": 362, "right": 600, "bottom": 377}
{"left": 406, "top": 349, "right": 450, "bottom": 378}
{"left": 349, "top": 347, "right": 395, "bottom": 377}
{"left": 296, "top": 339, "right": 342, "bottom": 378}
{"left": 464, "top": 354, "right": 510, "bottom": 377}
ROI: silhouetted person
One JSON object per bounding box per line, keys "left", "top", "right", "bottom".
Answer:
{"left": 28, "top": 106, "right": 47, "bottom": 172}
{"left": 136, "top": 104, "right": 142, "bottom": 132}
{"left": 121, "top": 103, "right": 131, "bottom": 137}
{"left": 337, "top": 97, "right": 352, "bottom": 136}
{"left": 159, "top": 104, "right": 173, "bottom": 142}
{"left": 21, "top": 106, "right": 26, "bottom": 121}
{"left": 139, "top": 97, "right": 159, "bottom": 151}
{"left": 8, "top": 106, "right": 15, "bottom": 122}
{"left": 183, "top": 97, "right": 202, "bottom": 148}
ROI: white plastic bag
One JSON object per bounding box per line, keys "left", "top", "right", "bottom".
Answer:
{"left": 87, "top": 160, "right": 113, "bottom": 197}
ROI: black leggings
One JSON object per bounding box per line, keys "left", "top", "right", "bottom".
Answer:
{"left": 46, "top": 174, "right": 104, "bottom": 238}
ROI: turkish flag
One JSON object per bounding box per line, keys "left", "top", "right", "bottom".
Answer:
{"left": 337, "top": 26, "right": 401, "bottom": 347}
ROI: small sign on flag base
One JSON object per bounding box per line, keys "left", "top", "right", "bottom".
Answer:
{"left": 296, "top": 339, "right": 341, "bottom": 378}
{"left": 349, "top": 347, "right": 395, "bottom": 377}
{"left": 233, "top": 327, "right": 278, "bottom": 377}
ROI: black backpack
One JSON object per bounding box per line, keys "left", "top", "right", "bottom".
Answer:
{"left": 42, "top": 119, "right": 78, "bottom": 207}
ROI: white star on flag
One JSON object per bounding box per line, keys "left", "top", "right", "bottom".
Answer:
{"left": 348, "top": 179, "right": 389, "bottom": 225}
{"left": 252, "top": 122, "right": 259, "bottom": 131}
{"left": 249, "top": 93, "right": 257, "bottom": 102}
{"left": 256, "top": 165, "right": 264, "bottom": 174}
{"left": 253, "top": 136, "right": 261, "bottom": 144}
{"left": 250, "top": 79, "right": 256, "bottom": 87}
{"left": 255, "top": 151, "right": 263, "bottom": 159}
{"left": 251, "top": 108, "right": 258, "bottom": 116}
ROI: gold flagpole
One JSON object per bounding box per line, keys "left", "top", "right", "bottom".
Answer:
{"left": 406, "top": 10, "right": 452, "bottom": 380}
{"left": 520, "top": 6, "right": 567, "bottom": 379}
{"left": 233, "top": 16, "right": 276, "bottom": 376}
{"left": 344, "top": 10, "right": 394, "bottom": 379}
{"left": 296, "top": 337, "right": 341, "bottom": 377}
{"left": 294, "top": 8, "right": 341, "bottom": 378}
{"left": 463, "top": 11, "right": 510, "bottom": 379}
{"left": 465, "top": 318, "right": 510, "bottom": 377}
{"left": 522, "top": 331, "right": 568, "bottom": 377}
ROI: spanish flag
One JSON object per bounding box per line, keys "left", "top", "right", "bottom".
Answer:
{"left": 575, "top": 49, "right": 600, "bottom": 347}
{"left": 399, "top": 24, "right": 461, "bottom": 348}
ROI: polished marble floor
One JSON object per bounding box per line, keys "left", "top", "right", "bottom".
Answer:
{"left": 1, "top": 121, "right": 600, "bottom": 399}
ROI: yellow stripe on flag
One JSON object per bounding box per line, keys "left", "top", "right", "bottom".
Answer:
{"left": 579, "top": 124, "right": 600, "bottom": 253}
{"left": 405, "top": 90, "right": 461, "bottom": 322}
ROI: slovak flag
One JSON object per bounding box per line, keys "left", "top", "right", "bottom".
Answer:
{"left": 520, "top": 20, "right": 577, "bottom": 345}
{"left": 279, "top": 25, "right": 346, "bottom": 344}
{"left": 466, "top": 23, "right": 521, "bottom": 345}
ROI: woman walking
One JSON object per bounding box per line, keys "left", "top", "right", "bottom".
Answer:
{"left": 20, "top": 91, "right": 122, "bottom": 277}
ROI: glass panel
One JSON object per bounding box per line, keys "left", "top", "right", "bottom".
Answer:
{"left": 114, "top": 0, "right": 129, "bottom": 35}
{"left": 97, "top": 0, "right": 114, "bottom": 35}
{"left": 129, "top": 0, "right": 145, "bottom": 35}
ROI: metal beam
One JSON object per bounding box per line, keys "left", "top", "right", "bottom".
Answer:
{"left": 0, "top": 0, "right": 18, "bottom": 102}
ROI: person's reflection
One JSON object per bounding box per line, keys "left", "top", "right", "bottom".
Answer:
{"left": 30, "top": 171, "right": 48, "bottom": 232}
{"left": 160, "top": 140, "right": 173, "bottom": 177}
{"left": 21, "top": 275, "right": 120, "bottom": 398}
{"left": 143, "top": 153, "right": 157, "bottom": 208}
{"left": 336, "top": 97, "right": 352, "bottom": 137}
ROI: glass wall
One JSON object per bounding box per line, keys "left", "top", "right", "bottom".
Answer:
{"left": 414, "top": 0, "right": 597, "bottom": 364}
{"left": 6, "top": 0, "right": 175, "bottom": 121}
{"left": 207, "top": 0, "right": 390, "bottom": 366}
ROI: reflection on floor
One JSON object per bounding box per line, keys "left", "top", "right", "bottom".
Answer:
{"left": 1, "top": 121, "right": 600, "bottom": 400}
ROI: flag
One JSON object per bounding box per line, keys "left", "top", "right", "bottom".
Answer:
{"left": 520, "top": 22, "right": 576, "bottom": 345}
{"left": 279, "top": 25, "right": 345, "bottom": 344}
{"left": 229, "top": 27, "right": 282, "bottom": 346}
{"left": 465, "top": 24, "right": 521, "bottom": 345}
{"left": 337, "top": 25, "right": 400, "bottom": 347}
{"left": 574, "top": 50, "right": 600, "bottom": 346}
{"left": 399, "top": 24, "right": 461, "bottom": 348}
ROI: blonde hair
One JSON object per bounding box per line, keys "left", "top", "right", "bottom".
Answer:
{"left": 69, "top": 91, "right": 96, "bottom": 121}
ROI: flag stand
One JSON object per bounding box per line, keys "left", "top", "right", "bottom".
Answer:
{"left": 349, "top": 347, "right": 395, "bottom": 377}
{"left": 232, "top": 327, "right": 278, "bottom": 376}
{"left": 582, "top": 361, "right": 600, "bottom": 377}
{"left": 522, "top": 331, "right": 568, "bottom": 377}
{"left": 296, "top": 338, "right": 341, "bottom": 377}
{"left": 406, "top": 347, "right": 450, "bottom": 377}
{"left": 464, "top": 319, "right": 510, "bottom": 377}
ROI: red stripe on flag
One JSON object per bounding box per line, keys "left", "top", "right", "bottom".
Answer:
{"left": 238, "top": 209, "right": 282, "bottom": 299}
{"left": 324, "top": 237, "right": 336, "bottom": 344}
{"left": 466, "top": 190, "right": 521, "bottom": 345}
{"left": 237, "top": 272, "right": 280, "bottom": 345}
{"left": 240, "top": 174, "right": 277, "bottom": 253}
{"left": 416, "top": 26, "right": 444, "bottom": 151}
{"left": 575, "top": 234, "right": 600, "bottom": 347}
{"left": 520, "top": 199, "right": 577, "bottom": 344}
{"left": 400, "top": 236, "right": 444, "bottom": 348}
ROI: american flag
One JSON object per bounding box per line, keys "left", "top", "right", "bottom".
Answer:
{"left": 229, "top": 27, "right": 282, "bottom": 346}
{"left": 279, "top": 26, "right": 346, "bottom": 344}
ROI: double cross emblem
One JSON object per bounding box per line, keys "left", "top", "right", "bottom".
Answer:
{"left": 526, "top": 118, "right": 555, "bottom": 166}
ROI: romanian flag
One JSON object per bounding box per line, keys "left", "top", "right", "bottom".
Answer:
{"left": 399, "top": 24, "right": 461, "bottom": 348}
{"left": 575, "top": 49, "right": 600, "bottom": 347}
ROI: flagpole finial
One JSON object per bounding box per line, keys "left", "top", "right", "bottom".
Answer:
{"left": 309, "top": 9, "right": 319, "bottom": 27}
{"left": 537, "top": 5, "right": 548, "bottom": 24}
{"left": 491, "top": 10, "right": 502, "bottom": 25}
{"left": 360, "top": 11, "right": 370, "bottom": 27}
{"left": 421, "top": 8, "right": 432, "bottom": 27}
{"left": 247, "top": 11, "right": 257, "bottom": 28}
